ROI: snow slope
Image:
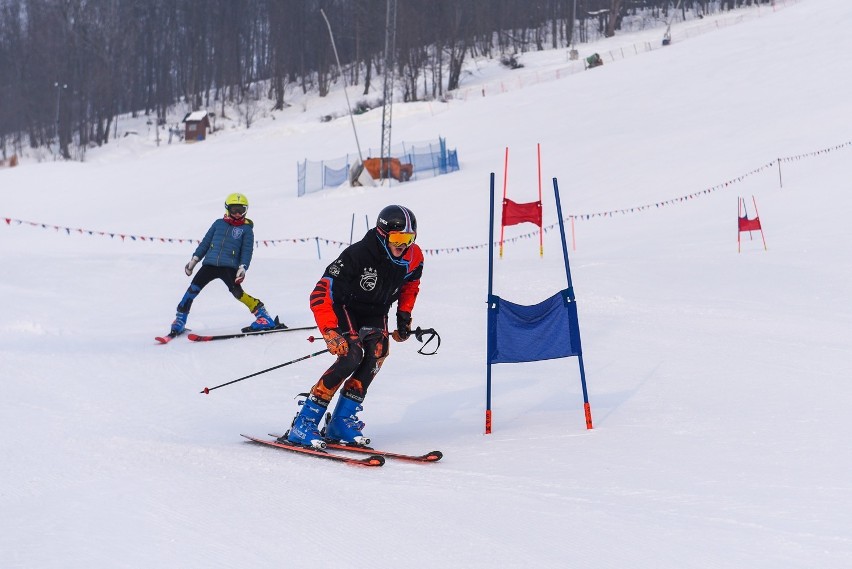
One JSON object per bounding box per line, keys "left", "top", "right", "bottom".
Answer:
{"left": 2, "top": 1, "right": 851, "bottom": 567}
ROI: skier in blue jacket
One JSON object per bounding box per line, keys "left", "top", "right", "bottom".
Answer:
{"left": 169, "top": 193, "right": 279, "bottom": 335}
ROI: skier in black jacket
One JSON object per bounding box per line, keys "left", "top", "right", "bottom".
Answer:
{"left": 281, "top": 205, "right": 424, "bottom": 449}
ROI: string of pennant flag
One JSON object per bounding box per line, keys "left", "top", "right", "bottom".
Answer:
{"left": 5, "top": 139, "right": 851, "bottom": 256}
{"left": 422, "top": 139, "right": 852, "bottom": 255}
{"left": 0, "top": 218, "right": 353, "bottom": 251}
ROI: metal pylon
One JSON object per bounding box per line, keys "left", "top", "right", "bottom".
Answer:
{"left": 379, "top": 0, "right": 398, "bottom": 185}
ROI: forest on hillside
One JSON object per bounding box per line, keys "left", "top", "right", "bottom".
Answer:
{"left": 0, "top": 0, "right": 773, "bottom": 160}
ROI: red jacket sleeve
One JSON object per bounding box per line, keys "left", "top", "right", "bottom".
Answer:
{"left": 397, "top": 245, "right": 424, "bottom": 314}
{"left": 309, "top": 277, "right": 338, "bottom": 332}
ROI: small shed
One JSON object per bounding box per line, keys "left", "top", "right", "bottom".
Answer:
{"left": 182, "top": 111, "right": 211, "bottom": 143}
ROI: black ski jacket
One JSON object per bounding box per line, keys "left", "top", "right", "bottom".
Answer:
{"left": 310, "top": 229, "right": 423, "bottom": 331}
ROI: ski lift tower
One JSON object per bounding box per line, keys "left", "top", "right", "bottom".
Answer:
{"left": 379, "top": 0, "right": 398, "bottom": 186}
{"left": 663, "top": 0, "right": 683, "bottom": 46}
{"left": 569, "top": 0, "right": 579, "bottom": 60}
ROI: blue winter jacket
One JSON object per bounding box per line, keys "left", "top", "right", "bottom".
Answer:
{"left": 193, "top": 218, "right": 255, "bottom": 270}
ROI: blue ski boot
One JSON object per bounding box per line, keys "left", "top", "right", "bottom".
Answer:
{"left": 324, "top": 396, "right": 370, "bottom": 446}
{"left": 282, "top": 395, "right": 328, "bottom": 449}
{"left": 171, "top": 311, "right": 188, "bottom": 335}
{"left": 249, "top": 305, "right": 276, "bottom": 331}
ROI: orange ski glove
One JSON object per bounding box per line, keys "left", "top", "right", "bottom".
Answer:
{"left": 323, "top": 328, "right": 349, "bottom": 356}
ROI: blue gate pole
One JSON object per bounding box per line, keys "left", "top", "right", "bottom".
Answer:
{"left": 486, "top": 172, "right": 496, "bottom": 434}
{"left": 315, "top": 237, "right": 321, "bottom": 260}
{"left": 552, "top": 177, "right": 593, "bottom": 429}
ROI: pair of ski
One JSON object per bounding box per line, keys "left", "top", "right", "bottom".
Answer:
{"left": 155, "top": 322, "right": 316, "bottom": 344}
{"left": 241, "top": 434, "right": 443, "bottom": 467}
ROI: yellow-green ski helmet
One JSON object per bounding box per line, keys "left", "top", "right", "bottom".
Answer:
{"left": 224, "top": 193, "right": 249, "bottom": 218}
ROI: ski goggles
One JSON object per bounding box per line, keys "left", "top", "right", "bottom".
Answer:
{"left": 387, "top": 231, "right": 415, "bottom": 247}
{"left": 227, "top": 204, "right": 247, "bottom": 216}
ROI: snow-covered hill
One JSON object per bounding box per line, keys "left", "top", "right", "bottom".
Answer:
{"left": 2, "top": 1, "right": 851, "bottom": 567}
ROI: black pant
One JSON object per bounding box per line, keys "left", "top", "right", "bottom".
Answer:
{"left": 177, "top": 265, "right": 261, "bottom": 314}
{"left": 311, "top": 308, "right": 390, "bottom": 403}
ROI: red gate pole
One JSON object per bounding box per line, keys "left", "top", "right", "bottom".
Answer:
{"left": 537, "top": 143, "right": 544, "bottom": 257}
{"left": 752, "top": 195, "right": 768, "bottom": 250}
{"left": 571, "top": 216, "right": 576, "bottom": 251}
{"left": 499, "top": 147, "right": 509, "bottom": 258}
{"left": 738, "top": 197, "right": 743, "bottom": 253}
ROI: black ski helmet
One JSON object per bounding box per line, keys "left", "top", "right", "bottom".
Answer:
{"left": 376, "top": 204, "right": 417, "bottom": 236}
{"left": 376, "top": 205, "right": 417, "bottom": 255}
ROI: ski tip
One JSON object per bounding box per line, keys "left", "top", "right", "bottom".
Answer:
{"left": 155, "top": 329, "right": 189, "bottom": 343}
{"left": 424, "top": 451, "right": 443, "bottom": 461}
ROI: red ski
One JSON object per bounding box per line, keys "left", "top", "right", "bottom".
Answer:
{"left": 267, "top": 433, "right": 442, "bottom": 463}
{"left": 241, "top": 435, "right": 384, "bottom": 467}
{"left": 155, "top": 329, "right": 188, "bottom": 344}
{"left": 188, "top": 325, "right": 316, "bottom": 342}
{"left": 324, "top": 442, "right": 443, "bottom": 463}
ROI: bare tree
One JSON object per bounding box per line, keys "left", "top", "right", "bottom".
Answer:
{"left": 0, "top": 0, "right": 761, "bottom": 158}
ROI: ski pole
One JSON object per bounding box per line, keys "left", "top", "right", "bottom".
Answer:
{"left": 200, "top": 348, "right": 329, "bottom": 394}
{"left": 307, "top": 326, "right": 441, "bottom": 355}
{"left": 413, "top": 327, "right": 441, "bottom": 355}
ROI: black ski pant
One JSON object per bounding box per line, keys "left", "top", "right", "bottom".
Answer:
{"left": 310, "top": 308, "right": 389, "bottom": 404}
{"left": 176, "top": 265, "right": 262, "bottom": 314}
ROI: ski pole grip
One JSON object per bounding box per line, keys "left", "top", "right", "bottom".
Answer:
{"left": 414, "top": 327, "right": 435, "bottom": 341}
{"left": 413, "top": 327, "right": 441, "bottom": 355}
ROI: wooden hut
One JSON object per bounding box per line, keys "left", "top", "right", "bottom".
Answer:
{"left": 182, "top": 111, "right": 211, "bottom": 143}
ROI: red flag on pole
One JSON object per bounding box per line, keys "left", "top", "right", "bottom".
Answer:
{"left": 502, "top": 199, "right": 542, "bottom": 227}
{"left": 737, "top": 196, "right": 767, "bottom": 252}
{"left": 737, "top": 216, "right": 762, "bottom": 232}
{"left": 499, "top": 144, "right": 545, "bottom": 257}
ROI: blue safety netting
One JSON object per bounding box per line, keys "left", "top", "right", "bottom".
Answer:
{"left": 297, "top": 137, "right": 459, "bottom": 197}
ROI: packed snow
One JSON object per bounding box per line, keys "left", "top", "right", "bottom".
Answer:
{"left": 2, "top": 1, "right": 851, "bottom": 567}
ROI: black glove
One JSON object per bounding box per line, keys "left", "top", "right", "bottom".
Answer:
{"left": 392, "top": 311, "right": 412, "bottom": 342}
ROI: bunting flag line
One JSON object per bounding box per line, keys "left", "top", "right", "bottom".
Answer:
{"left": 1, "top": 217, "right": 353, "bottom": 250}
{"left": 5, "top": 139, "right": 851, "bottom": 256}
